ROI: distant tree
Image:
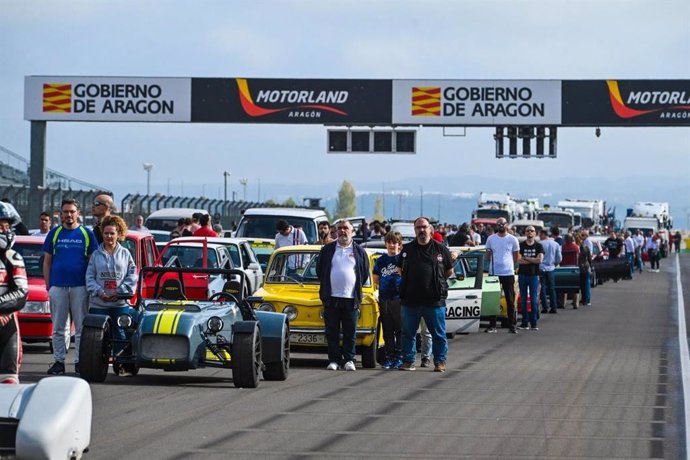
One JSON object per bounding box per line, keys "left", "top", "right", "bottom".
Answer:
{"left": 264, "top": 199, "right": 277, "bottom": 206}
{"left": 373, "top": 195, "right": 384, "bottom": 222}
{"left": 283, "top": 197, "right": 297, "bottom": 207}
{"left": 335, "top": 181, "right": 356, "bottom": 219}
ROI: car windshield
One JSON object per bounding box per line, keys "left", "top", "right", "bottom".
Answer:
{"left": 119, "top": 238, "right": 137, "bottom": 265}
{"left": 537, "top": 212, "right": 572, "bottom": 228}
{"left": 236, "top": 216, "right": 317, "bottom": 243}
{"left": 13, "top": 242, "right": 44, "bottom": 278}
{"left": 162, "top": 246, "right": 219, "bottom": 268}
{"left": 266, "top": 252, "right": 320, "bottom": 284}
{"left": 475, "top": 209, "right": 510, "bottom": 220}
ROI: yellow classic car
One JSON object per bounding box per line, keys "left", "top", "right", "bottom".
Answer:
{"left": 251, "top": 245, "right": 384, "bottom": 368}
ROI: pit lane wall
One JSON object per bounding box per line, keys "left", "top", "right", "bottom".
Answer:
{"left": 24, "top": 77, "right": 690, "bottom": 126}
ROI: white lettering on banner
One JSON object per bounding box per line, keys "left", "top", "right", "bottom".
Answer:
{"left": 627, "top": 91, "right": 690, "bottom": 105}
{"left": 256, "top": 90, "right": 349, "bottom": 104}
{"left": 660, "top": 111, "right": 689, "bottom": 119}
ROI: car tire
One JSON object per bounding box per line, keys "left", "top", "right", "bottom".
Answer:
{"left": 80, "top": 324, "right": 111, "bottom": 383}
{"left": 361, "top": 321, "right": 381, "bottom": 369}
{"left": 232, "top": 323, "right": 261, "bottom": 388}
{"left": 263, "top": 321, "right": 289, "bottom": 381}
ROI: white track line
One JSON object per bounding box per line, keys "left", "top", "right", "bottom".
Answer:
{"left": 675, "top": 253, "right": 689, "bottom": 459}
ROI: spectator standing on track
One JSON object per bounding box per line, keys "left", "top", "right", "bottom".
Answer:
{"left": 373, "top": 231, "right": 403, "bottom": 369}
{"left": 396, "top": 217, "right": 454, "bottom": 372}
{"left": 646, "top": 232, "right": 660, "bottom": 272}
{"left": 623, "top": 231, "right": 636, "bottom": 279}
{"left": 129, "top": 215, "right": 150, "bottom": 233}
{"left": 603, "top": 231, "right": 624, "bottom": 259}
{"left": 91, "top": 193, "right": 114, "bottom": 244}
{"left": 484, "top": 218, "right": 520, "bottom": 333}
{"left": 578, "top": 231, "right": 593, "bottom": 307}
{"left": 517, "top": 226, "right": 543, "bottom": 331}
{"left": 190, "top": 213, "right": 202, "bottom": 234}
{"left": 193, "top": 214, "right": 216, "bottom": 237}
{"left": 633, "top": 230, "right": 645, "bottom": 273}
{"left": 0, "top": 203, "right": 28, "bottom": 384}
{"left": 551, "top": 227, "right": 563, "bottom": 246}
{"left": 315, "top": 221, "right": 334, "bottom": 246}
{"left": 275, "top": 220, "right": 308, "bottom": 249}
{"left": 316, "top": 220, "right": 369, "bottom": 372}
{"left": 31, "top": 212, "right": 52, "bottom": 238}
{"left": 673, "top": 231, "right": 682, "bottom": 253}
{"left": 539, "top": 229, "right": 562, "bottom": 314}
{"left": 559, "top": 234, "right": 580, "bottom": 309}
{"left": 43, "top": 199, "right": 97, "bottom": 376}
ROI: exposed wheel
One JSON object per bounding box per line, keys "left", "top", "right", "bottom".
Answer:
{"left": 263, "top": 322, "right": 289, "bottom": 381}
{"left": 361, "top": 321, "right": 381, "bottom": 369}
{"left": 80, "top": 324, "right": 111, "bottom": 383}
{"left": 232, "top": 324, "right": 261, "bottom": 388}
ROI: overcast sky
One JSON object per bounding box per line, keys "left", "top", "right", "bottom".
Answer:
{"left": 1, "top": 0, "right": 688, "bottom": 200}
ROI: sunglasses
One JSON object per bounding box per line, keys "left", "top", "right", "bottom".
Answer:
{"left": 93, "top": 201, "right": 106, "bottom": 207}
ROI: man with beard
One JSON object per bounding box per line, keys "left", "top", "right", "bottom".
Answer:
{"left": 397, "top": 217, "right": 454, "bottom": 372}
{"left": 315, "top": 220, "right": 334, "bottom": 246}
{"left": 484, "top": 218, "right": 520, "bottom": 333}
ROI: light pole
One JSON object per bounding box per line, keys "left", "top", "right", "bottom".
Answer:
{"left": 223, "top": 171, "right": 231, "bottom": 203}
{"left": 239, "top": 178, "right": 248, "bottom": 201}
{"left": 143, "top": 163, "right": 153, "bottom": 196}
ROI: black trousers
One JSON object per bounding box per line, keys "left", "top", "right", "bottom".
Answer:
{"left": 0, "top": 314, "right": 19, "bottom": 375}
{"left": 489, "top": 275, "right": 517, "bottom": 329}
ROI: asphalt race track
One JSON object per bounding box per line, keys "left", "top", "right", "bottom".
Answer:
{"left": 18, "top": 253, "right": 690, "bottom": 459}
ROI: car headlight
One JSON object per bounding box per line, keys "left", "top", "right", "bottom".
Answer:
{"left": 207, "top": 316, "right": 224, "bottom": 333}
{"left": 117, "top": 314, "right": 133, "bottom": 328}
{"left": 258, "top": 302, "right": 275, "bottom": 312}
{"left": 23, "top": 301, "right": 50, "bottom": 314}
{"left": 319, "top": 307, "right": 324, "bottom": 320}
{"left": 282, "top": 305, "right": 298, "bottom": 321}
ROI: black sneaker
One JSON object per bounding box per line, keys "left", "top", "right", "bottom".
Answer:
{"left": 517, "top": 324, "right": 530, "bottom": 330}
{"left": 74, "top": 363, "right": 80, "bottom": 376}
{"left": 509, "top": 328, "right": 518, "bottom": 334}
{"left": 420, "top": 357, "right": 431, "bottom": 368}
{"left": 47, "top": 361, "right": 65, "bottom": 375}
{"left": 484, "top": 327, "right": 498, "bottom": 333}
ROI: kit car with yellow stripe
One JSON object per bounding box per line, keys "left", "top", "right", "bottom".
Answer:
{"left": 79, "top": 267, "right": 290, "bottom": 388}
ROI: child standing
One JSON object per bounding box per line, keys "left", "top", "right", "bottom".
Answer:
{"left": 373, "top": 232, "right": 403, "bottom": 369}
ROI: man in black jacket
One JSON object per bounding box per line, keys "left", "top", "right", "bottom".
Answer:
{"left": 316, "top": 219, "right": 369, "bottom": 371}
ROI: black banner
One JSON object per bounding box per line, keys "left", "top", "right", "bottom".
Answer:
{"left": 562, "top": 80, "right": 690, "bottom": 126}
{"left": 192, "top": 78, "right": 392, "bottom": 124}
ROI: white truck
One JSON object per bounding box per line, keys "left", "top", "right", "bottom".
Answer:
{"left": 623, "top": 216, "right": 659, "bottom": 235}
{"left": 537, "top": 208, "right": 575, "bottom": 235}
{"left": 472, "top": 192, "right": 519, "bottom": 224}
{"left": 557, "top": 199, "right": 607, "bottom": 230}
{"left": 631, "top": 202, "right": 672, "bottom": 229}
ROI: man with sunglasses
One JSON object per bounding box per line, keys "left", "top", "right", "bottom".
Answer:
{"left": 42, "top": 199, "right": 97, "bottom": 376}
{"left": 91, "top": 193, "right": 115, "bottom": 244}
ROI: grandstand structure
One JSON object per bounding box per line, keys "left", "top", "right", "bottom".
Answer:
{"left": 0, "top": 144, "right": 107, "bottom": 222}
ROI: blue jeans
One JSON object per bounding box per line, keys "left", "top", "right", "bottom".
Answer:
{"left": 580, "top": 271, "right": 591, "bottom": 304}
{"left": 635, "top": 247, "right": 643, "bottom": 272}
{"left": 518, "top": 274, "right": 539, "bottom": 327}
{"left": 626, "top": 253, "right": 634, "bottom": 279}
{"left": 401, "top": 305, "right": 447, "bottom": 364}
{"left": 539, "top": 270, "right": 558, "bottom": 312}
{"left": 323, "top": 297, "right": 358, "bottom": 364}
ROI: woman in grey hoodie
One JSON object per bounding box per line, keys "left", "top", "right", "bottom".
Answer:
{"left": 86, "top": 215, "right": 137, "bottom": 309}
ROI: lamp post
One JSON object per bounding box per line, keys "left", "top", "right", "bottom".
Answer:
{"left": 239, "top": 178, "right": 248, "bottom": 201}
{"left": 143, "top": 163, "right": 153, "bottom": 196}
{"left": 223, "top": 171, "right": 231, "bottom": 203}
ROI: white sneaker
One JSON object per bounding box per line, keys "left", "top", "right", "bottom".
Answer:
{"left": 326, "top": 362, "right": 339, "bottom": 371}
{"left": 343, "top": 361, "right": 356, "bottom": 371}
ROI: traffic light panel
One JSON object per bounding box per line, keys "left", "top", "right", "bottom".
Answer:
{"left": 494, "top": 126, "right": 557, "bottom": 158}
{"left": 327, "top": 129, "right": 416, "bottom": 154}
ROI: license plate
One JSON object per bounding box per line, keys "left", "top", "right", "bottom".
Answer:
{"left": 290, "top": 333, "right": 325, "bottom": 345}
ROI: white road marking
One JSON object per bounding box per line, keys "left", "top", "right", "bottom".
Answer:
{"left": 675, "top": 253, "right": 689, "bottom": 459}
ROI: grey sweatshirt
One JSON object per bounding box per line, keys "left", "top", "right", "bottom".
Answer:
{"left": 86, "top": 243, "right": 137, "bottom": 308}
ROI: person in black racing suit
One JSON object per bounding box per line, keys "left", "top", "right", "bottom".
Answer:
{"left": 0, "top": 202, "right": 28, "bottom": 384}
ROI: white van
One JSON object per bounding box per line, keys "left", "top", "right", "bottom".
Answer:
{"left": 235, "top": 208, "right": 328, "bottom": 244}
{"left": 144, "top": 208, "right": 209, "bottom": 232}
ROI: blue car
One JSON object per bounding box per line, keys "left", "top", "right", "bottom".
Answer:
{"left": 79, "top": 266, "right": 289, "bottom": 388}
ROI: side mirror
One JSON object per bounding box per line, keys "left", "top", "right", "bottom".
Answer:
{"left": 247, "top": 262, "right": 261, "bottom": 271}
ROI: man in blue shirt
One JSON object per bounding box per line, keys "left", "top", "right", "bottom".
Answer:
{"left": 42, "top": 199, "right": 97, "bottom": 376}
{"left": 538, "top": 229, "right": 562, "bottom": 314}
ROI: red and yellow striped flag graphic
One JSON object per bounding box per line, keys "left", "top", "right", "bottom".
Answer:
{"left": 42, "top": 84, "right": 72, "bottom": 112}
{"left": 411, "top": 87, "right": 441, "bottom": 116}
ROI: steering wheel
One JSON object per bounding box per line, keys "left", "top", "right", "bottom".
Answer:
{"left": 209, "top": 291, "right": 239, "bottom": 303}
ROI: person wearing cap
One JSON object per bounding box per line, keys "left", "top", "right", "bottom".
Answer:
{"left": 274, "top": 219, "right": 307, "bottom": 249}
{"left": 0, "top": 202, "right": 28, "bottom": 384}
